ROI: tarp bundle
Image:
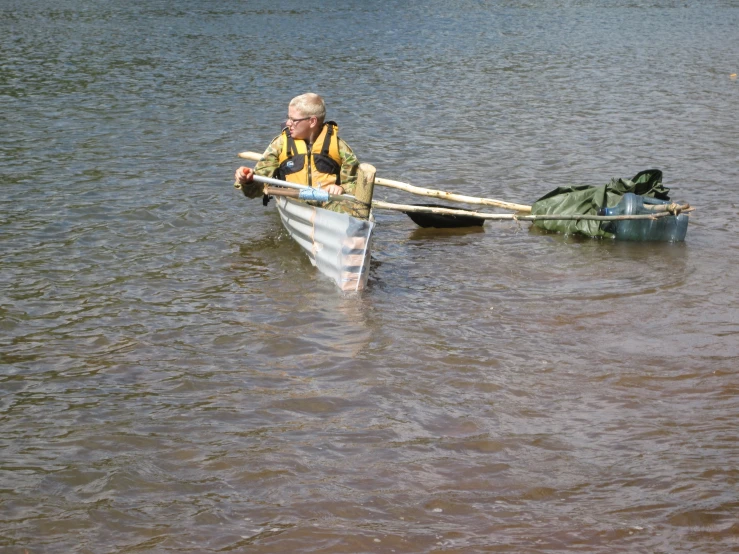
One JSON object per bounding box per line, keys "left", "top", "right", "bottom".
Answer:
{"left": 530, "top": 169, "right": 672, "bottom": 238}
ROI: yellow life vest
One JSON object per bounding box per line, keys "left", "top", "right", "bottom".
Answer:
{"left": 277, "top": 121, "right": 342, "bottom": 188}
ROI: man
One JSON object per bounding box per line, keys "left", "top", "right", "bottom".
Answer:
{"left": 234, "top": 93, "right": 360, "bottom": 210}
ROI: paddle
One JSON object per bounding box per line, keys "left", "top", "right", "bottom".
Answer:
{"left": 234, "top": 173, "right": 363, "bottom": 204}
{"left": 237, "top": 151, "right": 531, "bottom": 228}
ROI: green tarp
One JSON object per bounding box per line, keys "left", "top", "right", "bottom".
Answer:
{"left": 530, "top": 169, "right": 672, "bottom": 238}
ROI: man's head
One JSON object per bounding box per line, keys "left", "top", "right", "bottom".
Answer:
{"left": 286, "top": 93, "right": 326, "bottom": 141}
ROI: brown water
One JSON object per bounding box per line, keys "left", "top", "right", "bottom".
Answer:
{"left": 2, "top": 1, "right": 738, "bottom": 552}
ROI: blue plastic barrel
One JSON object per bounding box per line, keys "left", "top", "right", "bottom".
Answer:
{"left": 599, "top": 193, "right": 689, "bottom": 242}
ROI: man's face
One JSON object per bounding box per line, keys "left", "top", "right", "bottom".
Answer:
{"left": 286, "top": 109, "right": 315, "bottom": 141}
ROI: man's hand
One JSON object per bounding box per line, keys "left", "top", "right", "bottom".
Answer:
{"left": 234, "top": 166, "right": 254, "bottom": 185}
{"left": 322, "top": 184, "right": 344, "bottom": 196}
{"left": 234, "top": 166, "right": 265, "bottom": 198}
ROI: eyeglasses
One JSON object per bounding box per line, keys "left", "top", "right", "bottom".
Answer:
{"left": 286, "top": 116, "right": 311, "bottom": 126}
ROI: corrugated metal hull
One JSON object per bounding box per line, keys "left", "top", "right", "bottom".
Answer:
{"left": 275, "top": 196, "right": 374, "bottom": 292}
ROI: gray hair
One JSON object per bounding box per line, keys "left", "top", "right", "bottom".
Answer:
{"left": 289, "top": 93, "right": 326, "bottom": 121}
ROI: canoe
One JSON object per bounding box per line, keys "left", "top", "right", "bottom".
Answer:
{"left": 239, "top": 164, "right": 377, "bottom": 292}
{"left": 274, "top": 195, "right": 374, "bottom": 292}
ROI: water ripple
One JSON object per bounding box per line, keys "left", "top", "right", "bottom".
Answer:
{"left": 2, "top": 1, "right": 739, "bottom": 553}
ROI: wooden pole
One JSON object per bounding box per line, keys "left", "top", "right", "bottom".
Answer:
{"left": 238, "top": 151, "right": 262, "bottom": 162}
{"left": 263, "top": 186, "right": 300, "bottom": 198}
{"left": 373, "top": 176, "right": 532, "bottom": 213}
{"left": 354, "top": 163, "right": 376, "bottom": 220}
{"left": 238, "top": 151, "right": 531, "bottom": 213}
{"left": 371, "top": 200, "right": 693, "bottom": 222}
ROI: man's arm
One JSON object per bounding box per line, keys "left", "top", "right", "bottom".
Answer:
{"left": 235, "top": 135, "right": 283, "bottom": 199}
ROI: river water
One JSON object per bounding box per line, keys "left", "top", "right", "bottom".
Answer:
{"left": 2, "top": 1, "right": 738, "bottom": 553}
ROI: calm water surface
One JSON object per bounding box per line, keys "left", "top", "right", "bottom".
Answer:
{"left": 2, "top": 1, "right": 738, "bottom": 552}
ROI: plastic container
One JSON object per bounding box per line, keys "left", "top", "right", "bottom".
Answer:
{"left": 598, "top": 193, "right": 689, "bottom": 242}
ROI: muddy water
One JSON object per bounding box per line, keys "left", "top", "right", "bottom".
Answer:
{"left": 2, "top": 1, "right": 738, "bottom": 552}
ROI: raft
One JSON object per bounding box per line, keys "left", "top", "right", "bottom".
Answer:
{"left": 236, "top": 152, "right": 694, "bottom": 291}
